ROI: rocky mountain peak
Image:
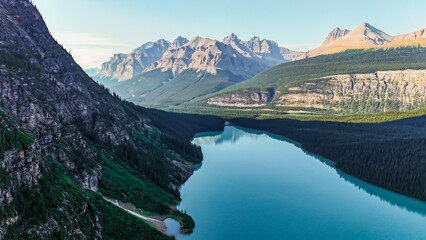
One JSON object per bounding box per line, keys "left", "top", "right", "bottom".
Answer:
{"left": 223, "top": 33, "right": 240, "bottom": 44}
{"left": 156, "top": 38, "right": 170, "bottom": 48}
{"left": 186, "top": 36, "right": 218, "bottom": 49}
{"left": 132, "top": 39, "right": 170, "bottom": 53}
{"left": 249, "top": 36, "right": 261, "bottom": 42}
{"left": 243, "top": 37, "right": 279, "bottom": 55}
{"left": 323, "top": 27, "right": 351, "bottom": 45}
{"left": 299, "top": 22, "right": 399, "bottom": 59}
{"left": 350, "top": 22, "right": 394, "bottom": 44}
{"left": 171, "top": 36, "right": 189, "bottom": 48}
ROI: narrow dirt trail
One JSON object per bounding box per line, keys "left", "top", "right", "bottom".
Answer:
{"left": 103, "top": 197, "right": 168, "bottom": 233}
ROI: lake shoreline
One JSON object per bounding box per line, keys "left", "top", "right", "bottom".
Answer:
{"left": 169, "top": 126, "right": 426, "bottom": 239}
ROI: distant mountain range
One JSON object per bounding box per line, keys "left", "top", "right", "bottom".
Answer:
{"left": 88, "top": 34, "right": 303, "bottom": 106}
{"left": 93, "top": 35, "right": 302, "bottom": 88}
{"left": 86, "top": 23, "right": 426, "bottom": 112}
{"left": 144, "top": 34, "right": 301, "bottom": 79}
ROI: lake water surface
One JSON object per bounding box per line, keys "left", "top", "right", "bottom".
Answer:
{"left": 166, "top": 126, "right": 426, "bottom": 240}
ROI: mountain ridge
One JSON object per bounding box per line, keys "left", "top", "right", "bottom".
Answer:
{"left": 107, "top": 34, "right": 303, "bottom": 107}
{"left": 299, "top": 23, "right": 426, "bottom": 59}
{"left": 95, "top": 37, "right": 188, "bottom": 87}
{"left": 95, "top": 34, "right": 302, "bottom": 88}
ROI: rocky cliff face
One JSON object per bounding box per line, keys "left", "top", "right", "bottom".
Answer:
{"left": 207, "top": 89, "right": 275, "bottom": 107}
{"left": 207, "top": 70, "right": 426, "bottom": 113}
{"left": 0, "top": 1, "right": 199, "bottom": 238}
{"left": 95, "top": 37, "right": 188, "bottom": 86}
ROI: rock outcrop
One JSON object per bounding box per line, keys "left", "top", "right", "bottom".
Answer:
{"left": 276, "top": 69, "right": 426, "bottom": 112}
{"left": 207, "top": 89, "right": 275, "bottom": 107}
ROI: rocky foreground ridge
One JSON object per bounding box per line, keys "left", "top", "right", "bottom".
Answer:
{"left": 0, "top": 1, "right": 221, "bottom": 238}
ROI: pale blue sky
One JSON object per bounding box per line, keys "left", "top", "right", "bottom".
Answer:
{"left": 32, "top": 0, "right": 426, "bottom": 68}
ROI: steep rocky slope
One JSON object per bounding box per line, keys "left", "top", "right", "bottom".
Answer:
{"left": 95, "top": 37, "right": 188, "bottom": 87}
{"left": 0, "top": 1, "right": 223, "bottom": 238}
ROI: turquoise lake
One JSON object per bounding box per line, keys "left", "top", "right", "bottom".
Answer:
{"left": 166, "top": 126, "right": 426, "bottom": 240}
